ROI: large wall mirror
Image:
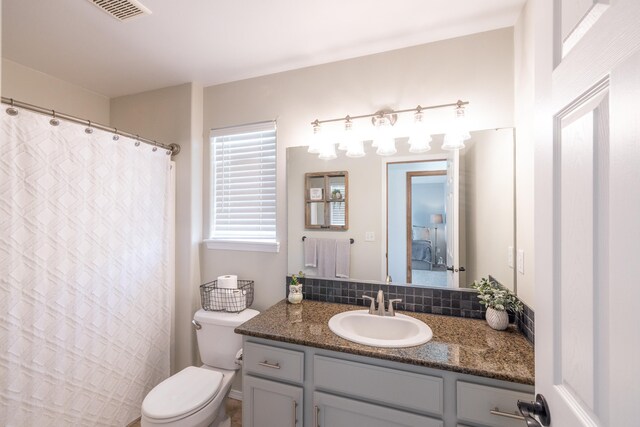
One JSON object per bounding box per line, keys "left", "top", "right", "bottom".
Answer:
{"left": 287, "top": 128, "right": 516, "bottom": 292}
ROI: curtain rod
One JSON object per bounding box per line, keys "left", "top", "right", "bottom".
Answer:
{"left": 2, "top": 97, "right": 181, "bottom": 157}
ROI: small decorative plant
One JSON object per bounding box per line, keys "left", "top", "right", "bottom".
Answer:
{"left": 472, "top": 278, "right": 522, "bottom": 330}
{"left": 288, "top": 272, "right": 305, "bottom": 304}
{"left": 290, "top": 271, "right": 304, "bottom": 286}
{"left": 331, "top": 189, "right": 342, "bottom": 199}
{"left": 472, "top": 278, "right": 522, "bottom": 312}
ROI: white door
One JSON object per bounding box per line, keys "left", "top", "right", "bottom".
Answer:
{"left": 446, "top": 150, "right": 460, "bottom": 287}
{"left": 535, "top": 1, "right": 640, "bottom": 426}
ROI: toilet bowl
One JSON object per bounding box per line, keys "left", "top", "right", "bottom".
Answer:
{"left": 141, "top": 309, "right": 259, "bottom": 427}
{"left": 141, "top": 366, "right": 234, "bottom": 427}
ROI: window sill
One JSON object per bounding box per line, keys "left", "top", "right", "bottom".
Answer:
{"left": 204, "top": 239, "right": 280, "bottom": 253}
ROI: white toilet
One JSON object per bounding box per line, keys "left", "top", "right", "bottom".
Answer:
{"left": 141, "top": 308, "right": 259, "bottom": 427}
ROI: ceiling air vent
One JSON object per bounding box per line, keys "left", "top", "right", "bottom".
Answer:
{"left": 90, "top": 0, "right": 151, "bottom": 21}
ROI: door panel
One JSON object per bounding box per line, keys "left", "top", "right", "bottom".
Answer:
{"left": 536, "top": 0, "right": 640, "bottom": 426}
{"left": 244, "top": 375, "right": 302, "bottom": 427}
{"left": 553, "top": 83, "right": 609, "bottom": 425}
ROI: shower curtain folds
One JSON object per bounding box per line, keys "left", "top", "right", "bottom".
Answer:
{"left": 0, "top": 107, "right": 175, "bottom": 426}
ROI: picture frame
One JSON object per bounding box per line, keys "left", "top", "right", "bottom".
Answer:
{"left": 309, "top": 187, "right": 323, "bottom": 200}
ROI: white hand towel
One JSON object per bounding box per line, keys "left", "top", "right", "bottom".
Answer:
{"left": 335, "top": 239, "right": 351, "bottom": 278}
{"left": 317, "top": 238, "right": 337, "bottom": 278}
{"left": 304, "top": 237, "right": 318, "bottom": 267}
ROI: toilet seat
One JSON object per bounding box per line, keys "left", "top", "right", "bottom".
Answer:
{"left": 142, "top": 366, "right": 223, "bottom": 423}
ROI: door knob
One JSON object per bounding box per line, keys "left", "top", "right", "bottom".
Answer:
{"left": 517, "top": 394, "right": 551, "bottom": 426}
{"left": 446, "top": 265, "right": 454, "bottom": 271}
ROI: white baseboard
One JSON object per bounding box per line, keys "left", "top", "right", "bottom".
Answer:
{"left": 228, "top": 389, "right": 243, "bottom": 401}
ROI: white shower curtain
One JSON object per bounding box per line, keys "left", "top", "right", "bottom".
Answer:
{"left": 0, "top": 108, "right": 174, "bottom": 426}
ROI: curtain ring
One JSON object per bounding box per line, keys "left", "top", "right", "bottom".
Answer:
{"left": 135, "top": 135, "right": 141, "bottom": 147}
{"left": 6, "top": 98, "right": 19, "bottom": 116}
{"left": 50, "top": 110, "right": 60, "bottom": 126}
{"left": 113, "top": 129, "right": 119, "bottom": 141}
{"left": 85, "top": 120, "right": 93, "bottom": 134}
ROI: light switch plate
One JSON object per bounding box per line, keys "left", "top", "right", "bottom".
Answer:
{"left": 508, "top": 246, "right": 514, "bottom": 268}
{"left": 517, "top": 249, "right": 525, "bottom": 274}
{"left": 365, "top": 231, "right": 375, "bottom": 242}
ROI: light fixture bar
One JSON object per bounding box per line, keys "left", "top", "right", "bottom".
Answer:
{"left": 310, "top": 100, "right": 469, "bottom": 125}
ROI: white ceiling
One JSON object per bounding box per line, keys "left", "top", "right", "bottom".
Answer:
{"left": 2, "top": 0, "right": 525, "bottom": 98}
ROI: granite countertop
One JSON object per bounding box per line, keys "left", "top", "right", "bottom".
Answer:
{"left": 235, "top": 299, "right": 534, "bottom": 385}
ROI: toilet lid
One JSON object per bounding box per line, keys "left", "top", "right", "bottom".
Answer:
{"left": 142, "top": 366, "right": 223, "bottom": 420}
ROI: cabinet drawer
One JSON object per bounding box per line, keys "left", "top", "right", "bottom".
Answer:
{"left": 244, "top": 341, "right": 304, "bottom": 384}
{"left": 457, "top": 381, "right": 533, "bottom": 427}
{"left": 314, "top": 355, "right": 443, "bottom": 416}
{"left": 314, "top": 391, "right": 442, "bottom": 427}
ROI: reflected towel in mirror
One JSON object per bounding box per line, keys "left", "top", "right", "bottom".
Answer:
{"left": 335, "top": 239, "right": 351, "bottom": 278}
{"left": 304, "top": 237, "right": 317, "bottom": 267}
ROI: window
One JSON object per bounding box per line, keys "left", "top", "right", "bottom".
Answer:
{"left": 206, "top": 121, "right": 279, "bottom": 253}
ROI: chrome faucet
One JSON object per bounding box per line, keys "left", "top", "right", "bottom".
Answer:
{"left": 362, "top": 290, "right": 403, "bottom": 316}
{"left": 376, "top": 290, "right": 386, "bottom": 316}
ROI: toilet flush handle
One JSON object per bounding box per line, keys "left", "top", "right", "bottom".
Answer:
{"left": 192, "top": 320, "right": 202, "bottom": 330}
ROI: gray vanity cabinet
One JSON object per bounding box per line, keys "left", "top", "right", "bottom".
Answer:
{"left": 242, "top": 337, "right": 533, "bottom": 427}
{"left": 313, "top": 391, "right": 443, "bottom": 427}
{"left": 242, "top": 341, "right": 305, "bottom": 427}
{"left": 244, "top": 375, "right": 302, "bottom": 427}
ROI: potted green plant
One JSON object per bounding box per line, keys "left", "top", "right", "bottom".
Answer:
{"left": 471, "top": 278, "right": 523, "bottom": 330}
{"left": 331, "top": 189, "right": 342, "bottom": 200}
{"left": 288, "top": 272, "right": 304, "bottom": 304}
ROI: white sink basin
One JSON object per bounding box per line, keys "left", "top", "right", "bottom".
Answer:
{"left": 328, "top": 310, "right": 433, "bottom": 348}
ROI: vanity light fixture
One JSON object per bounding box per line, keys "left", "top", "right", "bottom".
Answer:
{"left": 309, "top": 99, "right": 469, "bottom": 158}
{"left": 308, "top": 120, "right": 323, "bottom": 154}
{"left": 373, "top": 113, "right": 397, "bottom": 156}
{"left": 408, "top": 108, "right": 432, "bottom": 153}
{"left": 442, "top": 102, "right": 470, "bottom": 151}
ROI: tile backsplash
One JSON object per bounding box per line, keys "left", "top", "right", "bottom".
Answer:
{"left": 286, "top": 276, "right": 534, "bottom": 345}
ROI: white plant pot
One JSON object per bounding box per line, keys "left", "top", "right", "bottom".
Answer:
{"left": 288, "top": 284, "right": 303, "bottom": 304}
{"left": 485, "top": 307, "right": 509, "bottom": 330}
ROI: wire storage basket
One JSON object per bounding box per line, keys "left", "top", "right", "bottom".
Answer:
{"left": 200, "top": 280, "right": 254, "bottom": 313}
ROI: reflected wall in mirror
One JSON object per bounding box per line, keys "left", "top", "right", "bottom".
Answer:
{"left": 287, "top": 129, "right": 516, "bottom": 291}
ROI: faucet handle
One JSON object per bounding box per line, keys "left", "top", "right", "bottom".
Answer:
{"left": 387, "top": 299, "right": 402, "bottom": 316}
{"left": 362, "top": 295, "right": 376, "bottom": 314}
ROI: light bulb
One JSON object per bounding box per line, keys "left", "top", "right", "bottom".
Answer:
{"left": 308, "top": 122, "right": 322, "bottom": 154}
{"left": 453, "top": 105, "right": 470, "bottom": 141}
{"left": 338, "top": 119, "right": 354, "bottom": 151}
{"left": 408, "top": 111, "right": 432, "bottom": 153}
{"left": 346, "top": 140, "right": 365, "bottom": 158}
{"left": 442, "top": 132, "right": 465, "bottom": 150}
{"left": 374, "top": 116, "right": 396, "bottom": 156}
{"left": 318, "top": 141, "right": 337, "bottom": 160}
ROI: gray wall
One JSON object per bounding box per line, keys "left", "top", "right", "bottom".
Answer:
{"left": 2, "top": 59, "right": 110, "bottom": 123}
{"left": 110, "top": 83, "right": 204, "bottom": 374}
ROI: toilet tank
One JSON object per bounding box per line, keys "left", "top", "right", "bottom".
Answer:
{"left": 193, "top": 308, "right": 259, "bottom": 370}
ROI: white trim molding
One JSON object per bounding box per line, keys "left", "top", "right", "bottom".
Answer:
{"left": 204, "top": 239, "right": 280, "bottom": 253}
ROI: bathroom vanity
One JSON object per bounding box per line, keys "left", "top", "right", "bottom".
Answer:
{"left": 236, "top": 300, "right": 534, "bottom": 427}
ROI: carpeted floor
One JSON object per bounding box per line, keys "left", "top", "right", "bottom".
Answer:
{"left": 128, "top": 398, "right": 242, "bottom": 427}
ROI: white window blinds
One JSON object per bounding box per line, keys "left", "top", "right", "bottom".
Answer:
{"left": 210, "top": 121, "right": 277, "bottom": 244}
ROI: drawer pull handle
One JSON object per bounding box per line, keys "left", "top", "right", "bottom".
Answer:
{"left": 258, "top": 361, "right": 281, "bottom": 369}
{"left": 292, "top": 400, "right": 297, "bottom": 425}
{"left": 490, "top": 407, "right": 525, "bottom": 421}
{"left": 314, "top": 405, "right": 319, "bottom": 427}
